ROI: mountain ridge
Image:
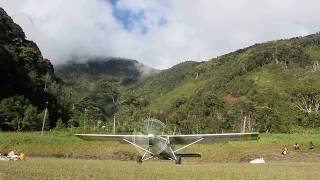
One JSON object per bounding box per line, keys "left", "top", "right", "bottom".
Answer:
{"left": 55, "top": 57, "right": 158, "bottom": 88}
{"left": 115, "top": 32, "right": 320, "bottom": 133}
{"left": 0, "top": 7, "right": 72, "bottom": 130}
{"left": 1, "top": 7, "right": 320, "bottom": 133}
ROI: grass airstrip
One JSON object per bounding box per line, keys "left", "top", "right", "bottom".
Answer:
{"left": 1, "top": 158, "right": 320, "bottom": 180}
{"left": 0, "top": 131, "right": 320, "bottom": 179}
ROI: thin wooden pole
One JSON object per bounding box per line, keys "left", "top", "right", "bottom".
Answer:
{"left": 113, "top": 115, "right": 116, "bottom": 134}
{"left": 41, "top": 107, "right": 48, "bottom": 136}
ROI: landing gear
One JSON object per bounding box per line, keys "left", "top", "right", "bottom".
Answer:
{"left": 136, "top": 155, "right": 143, "bottom": 163}
{"left": 175, "top": 156, "right": 182, "bottom": 164}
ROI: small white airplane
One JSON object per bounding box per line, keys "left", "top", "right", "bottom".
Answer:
{"left": 76, "top": 119, "right": 259, "bottom": 164}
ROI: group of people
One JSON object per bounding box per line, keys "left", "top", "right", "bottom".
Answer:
{"left": 282, "top": 141, "right": 315, "bottom": 155}
{"left": 0, "top": 150, "right": 25, "bottom": 161}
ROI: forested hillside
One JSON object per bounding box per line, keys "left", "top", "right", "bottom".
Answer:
{"left": 55, "top": 58, "right": 158, "bottom": 90}
{"left": 55, "top": 58, "right": 158, "bottom": 119}
{"left": 115, "top": 34, "right": 320, "bottom": 133}
{"left": 1, "top": 7, "right": 320, "bottom": 134}
{"left": 0, "top": 8, "right": 104, "bottom": 131}
{"left": 0, "top": 7, "right": 71, "bottom": 130}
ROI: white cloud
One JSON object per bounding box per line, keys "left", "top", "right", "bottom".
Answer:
{"left": 1, "top": 0, "right": 320, "bottom": 69}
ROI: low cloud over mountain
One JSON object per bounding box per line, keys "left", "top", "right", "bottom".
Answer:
{"left": 2, "top": 0, "right": 320, "bottom": 69}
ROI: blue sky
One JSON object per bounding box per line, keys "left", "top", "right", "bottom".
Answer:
{"left": 108, "top": 0, "right": 167, "bottom": 34}
{"left": 109, "top": 0, "right": 148, "bottom": 34}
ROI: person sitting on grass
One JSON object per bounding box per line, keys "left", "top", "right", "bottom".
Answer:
{"left": 7, "top": 150, "right": 19, "bottom": 160}
{"left": 294, "top": 143, "right": 300, "bottom": 150}
{"left": 309, "top": 141, "right": 315, "bottom": 150}
{"left": 6, "top": 150, "right": 15, "bottom": 159}
{"left": 19, "top": 152, "right": 26, "bottom": 161}
{"left": 281, "top": 145, "right": 288, "bottom": 155}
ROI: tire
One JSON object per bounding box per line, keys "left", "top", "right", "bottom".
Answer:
{"left": 136, "top": 155, "right": 143, "bottom": 163}
{"left": 175, "top": 156, "right": 182, "bottom": 164}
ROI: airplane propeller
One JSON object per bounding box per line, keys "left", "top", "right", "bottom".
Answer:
{"left": 133, "top": 118, "right": 167, "bottom": 162}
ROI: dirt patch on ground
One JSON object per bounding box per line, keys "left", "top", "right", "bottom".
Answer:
{"left": 224, "top": 94, "right": 247, "bottom": 106}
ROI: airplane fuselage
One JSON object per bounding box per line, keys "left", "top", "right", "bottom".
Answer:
{"left": 148, "top": 136, "right": 200, "bottom": 160}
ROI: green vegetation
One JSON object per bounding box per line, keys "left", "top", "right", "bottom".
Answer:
{"left": 55, "top": 58, "right": 158, "bottom": 90}
{"left": 1, "top": 7, "right": 319, "bottom": 179}
{"left": 0, "top": 96, "right": 45, "bottom": 131}
{"left": 1, "top": 7, "right": 320, "bottom": 134}
{"left": 1, "top": 131, "right": 320, "bottom": 162}
{"left": 1, "top": 158, "right": 320, "bottom": 180}
{"left": 0, "top": 8, "right": 74, "bottom": 130}
{"left": 306, "top": 46, "right": 320, "bottom": 61}
{"left": 114, "top": 34, "right": 320, "bottom": 134}
{"left": 0, "top": 131, "right": 320, "bottom": 179}
{"left": 1, "top": 132, "right": 320, "bottom": 179}
{"left": 55, "top": 58, "right": 158, "bottom": 124}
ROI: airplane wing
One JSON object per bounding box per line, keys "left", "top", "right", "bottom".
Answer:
{"left": 76, "top": 132, "right": 259, "bottom": 144}
{"left": 75, "top": 134, "right": 147, "bottom": 141}
{"left": 164, "top": 132, "right": 259, "bottom": 144}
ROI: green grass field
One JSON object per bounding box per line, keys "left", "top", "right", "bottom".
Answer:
{"left": 0, "top": 131, "right": 320, "bottom": 162}
{"left": 0, "top": 158, "right": 320, "bottom": 180}
{"left": 0, "top": 131, "right": 320, "bottom": 179}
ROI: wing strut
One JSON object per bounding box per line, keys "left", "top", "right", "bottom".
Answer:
{"left": 169, "top": 146, "right": 177, "bottom": 160}
{"left": 122, "top": 139, "right": 154, "bottom": 155}
{"left": 174, "top": 138, "right": 204, "bottom": 153}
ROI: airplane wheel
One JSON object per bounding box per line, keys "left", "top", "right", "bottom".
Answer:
{"left": 136, "top": 155, "right": 143, "bottom": 163}
{"left": 175, "top": 156, "right": 182, "bottom": 164}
